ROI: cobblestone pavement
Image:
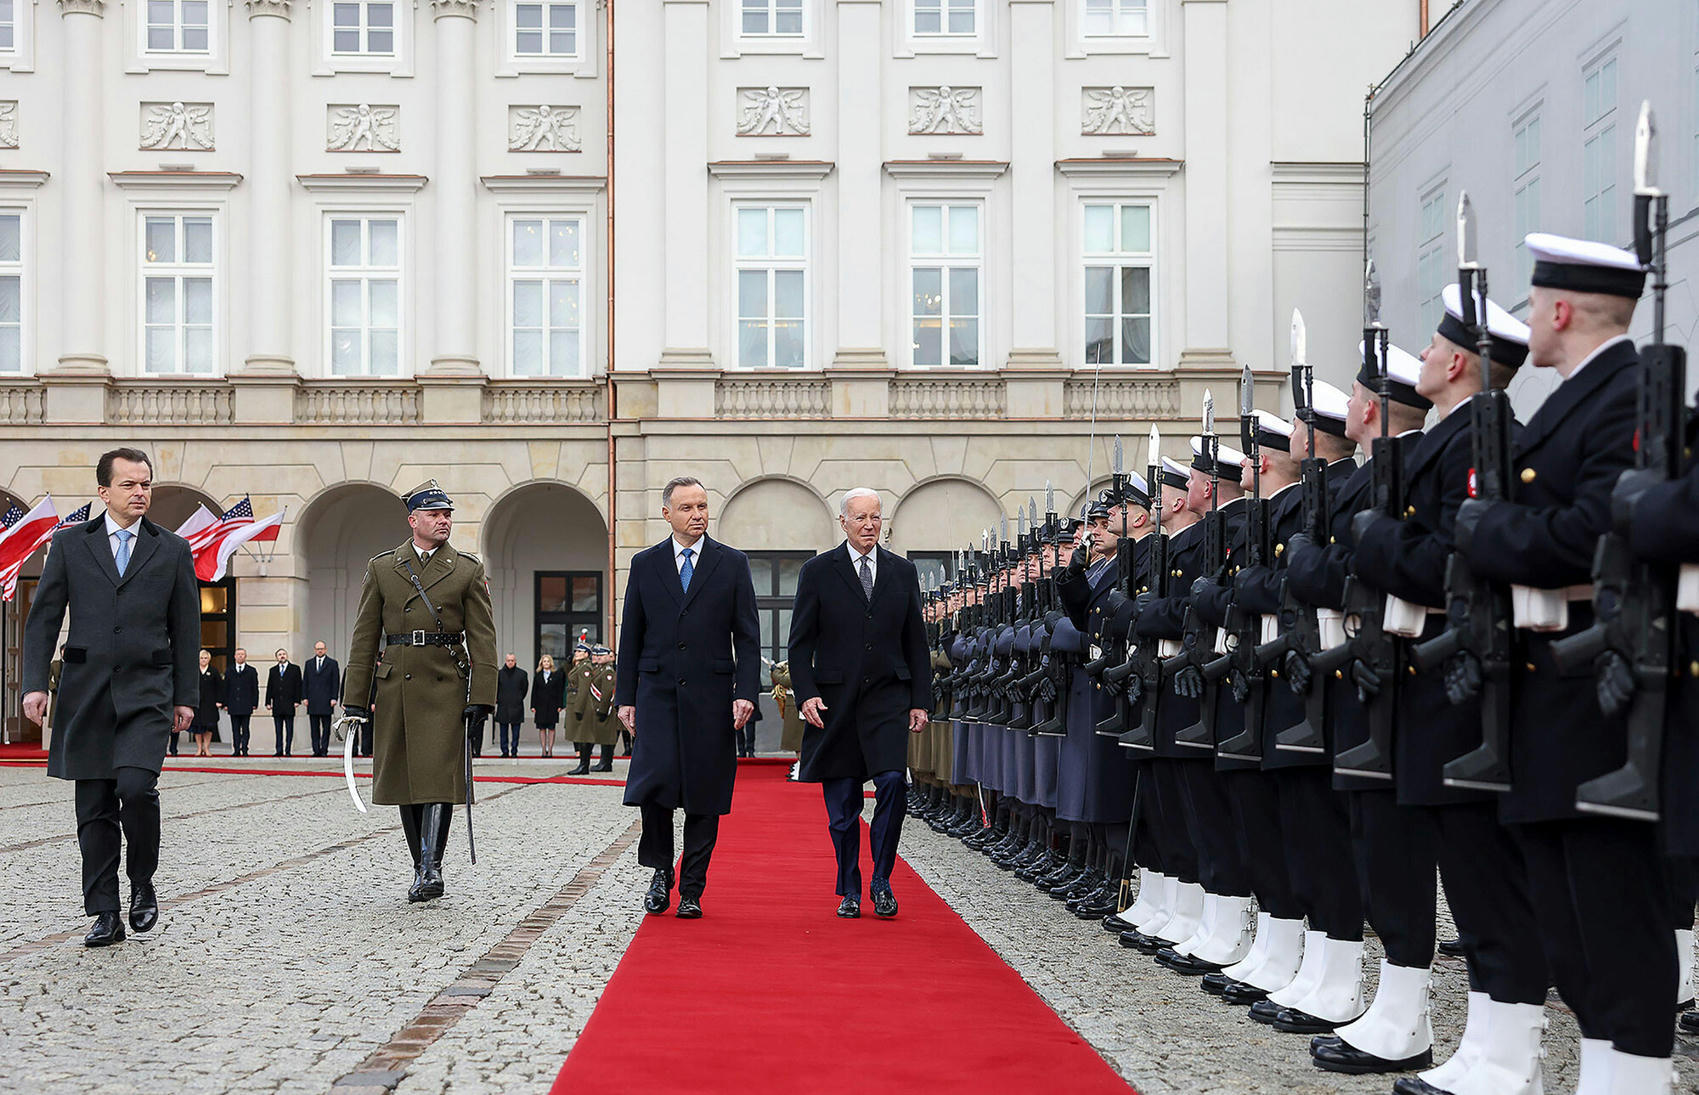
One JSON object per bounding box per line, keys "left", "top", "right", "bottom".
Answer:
{"left": 1, "top": 763, "right": 1693, "bottom": 1094}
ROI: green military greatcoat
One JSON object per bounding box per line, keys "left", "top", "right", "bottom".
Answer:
{"left": 584, "top": 662, "right": 620, "bottom": 746}
{"left": 342, "top": 540, "right": 498, "bottom": 805}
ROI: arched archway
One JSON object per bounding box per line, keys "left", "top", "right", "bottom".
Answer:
{"left": 717, "top": 476, "right": 836, "bottom": 554}
{"left": 889, "top": 477, "right": 1003, "bottom": 587}
{"left": 150, "top": 482, "right": 221, "bottom": 532}
{"left": 298, "top": 483, "right": 410, "bottom": 664}
{"left": 483, "top": 481, "right": 608, "bottom": 670}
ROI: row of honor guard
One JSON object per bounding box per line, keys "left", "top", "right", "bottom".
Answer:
{"left": 908, "top": 102, "right": 1697, "bottom": 1095}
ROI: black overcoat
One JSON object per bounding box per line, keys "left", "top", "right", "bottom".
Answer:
{"left": 1056, "top": 549, "right": 1137, "bottom": 824}
{"left": 788, "top": 544, "right": 932, "bottom": 783}
{"left": 302, "top": 656, "right": 340, "bottom": 715}
{"left": 495, "top": 665, "right": 529, "bottom": 724}
{"left": 530, "top": 668, "right": 564, "bottom": 728}
{"left": 266, "top": 662, "right": 303, "bottom": 711}
{"left": 224, "top": 663, "right": 259, "bottom": 715}
{"left": 616, "top": 536, "right": 761, "bottom": 815}
{"left": 22, "top": 515, "right": 200, "bottom": 780}
{"left": 195, "top": 667, "right": 223, "bottom": 730}
{"left": 1133, "top": 521, "right": 1206, "bottom": 758}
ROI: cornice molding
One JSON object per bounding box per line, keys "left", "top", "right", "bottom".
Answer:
{"left": 108, "top": 170, "right": 243, "bottom": 191}
{"left": 1054, "top": 157, "right": 1184, "bottom": 178}
{"left": 296, "top": 172, "right": 429, "bottom": 193}
{"left": 479, "top": 174, "right": 607, "bottom": 194}
{"left": 244, "top": 0, "right": 292, "bottom": 18}
{"left": 58, "top": 0, "right": 105, "bottom": 16}
{"left": 707, "top": 160, "right": 835, "bottom": 181}
{"left": 883, "top": 159, "right": 1009, "bottom": 180}
{"left": 0, "top": 169, "right": 51, "bottom": 189}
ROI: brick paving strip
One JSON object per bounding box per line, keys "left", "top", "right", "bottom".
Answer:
{"left": 331, "top": 817, "right": 643, "bottom": 1094}
{"left": 0, "top": 780, "right": 344, "bottom": 855}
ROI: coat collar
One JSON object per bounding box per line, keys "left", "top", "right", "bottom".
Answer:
{"left": 831, "top": 541, "right": 895, "bottom": 606}
{"left": 84, "top": 513, "right": 162, "bottom": 589}
{"left": 658, "top": 535, "right": 720, "bottom": 608}
{"left": 393, "top": 539, "right": 458, "bottom": 597}
{"left": 1514, "top": 338, "right": 1637, "bottom": 457}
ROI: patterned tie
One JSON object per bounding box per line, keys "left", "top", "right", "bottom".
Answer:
{"left": 115, "top": 528, "right": 134, "bottom": 576}
{"left": 859, "top": 554, "right": 874, "bottom": 600}
{"left": 680, "top": 547, "right": 694, "bottom": 592}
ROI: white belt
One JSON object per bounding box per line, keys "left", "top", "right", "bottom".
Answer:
{"left": 1512, "top": 584, "right": 1592, "bottom": 633}
{"left": 1259, "top": 614, "right": 1279, "bottom": 645}
{"left": 1679, "top": 564, "right": 1699, "bottom": 616}
{"left": 1317, "top": 608, "right": 1346, "bottom": 650}
{"left": 1158, "top": 638, "right": 1182, "bottom": 658}
{"left": 1383, "top": 594, "right": 1434, "bottom": 639}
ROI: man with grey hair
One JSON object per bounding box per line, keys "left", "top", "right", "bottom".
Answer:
{"left": 615, "top": 476, "right": 761, "bottom": 919}
{"left": 789, "top": 487, "right": 932, "bottom": 918}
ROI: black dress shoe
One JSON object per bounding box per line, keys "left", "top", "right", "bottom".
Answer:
{"left": 1247, "top": 999, "right": 1283, "bottom": 1024}
{"left": 592, "top": 760, "right": 614, "bottom": 773}
{"left": 1436, "top": 937, "right": 1467, "bottom": 958}
{"left": 643, "top": 868, "right": 674, "bottom": 915}
{"left": 1310, "top": 1035, "right": 1343, "bottom": 1051}
{"left": 129, "top": 883, "right": 158, "bottom": 933}
{"left": 837, "top": 896, "right": 861, "bottom": 918}
{"left": 1221, "top": 979, "right": 1271, "bottom": 1005}
{"left": 676, "top": 897, "right": 702, "bottom": 919}
{"left": 84, "top": 912, "right": 125, "bottom": 947}
{"left": 1311, "top": 1038, "right": 1433, "bottom": 1074}
{"left": 1392, "top": 1077, "right": 1456, "bottom": 1095}
{"left": 1679, "top": 1009, "right": 1698, "bottom": 1034}
{"left": 1155, "top": 948, "right": 1222, "bottom": 975}
{"left": 872, "top": 888, "right": 897, "bottom": 918}
{"left": 1201, "top": 971, "right": 1233, "bottom": 995}
{"left": 1121, "top": 930, "right": 1172, "bottom": 955}
{"left": 1272, "top": 1007, "right": 1343, "bottom": 1034}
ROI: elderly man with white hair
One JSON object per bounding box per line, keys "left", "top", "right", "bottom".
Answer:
{"left": 788, "top": 487, "right": 932, "bottom": 918}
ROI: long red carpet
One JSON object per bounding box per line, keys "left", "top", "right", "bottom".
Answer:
{"left": 551, "top": 765, "right": 1134, "bottom": 1094}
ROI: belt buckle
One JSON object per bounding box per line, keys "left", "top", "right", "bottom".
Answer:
{"left": 411, "top": 629, "right": 425, "bottom": 646}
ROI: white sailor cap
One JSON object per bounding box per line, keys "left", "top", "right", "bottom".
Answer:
{"left": 1300, "top": 378, "right": 1351, "bottom": 438}
{"left": 1440, "top": 283, "right": 1532, "bottom": 369}
{"left": 1357, "top": 340, "right": 1432, "bottom": 411}
{"left": 1158, "top": 456, "right": 1192, "bottom": 490}
{"left": 1246, "top": 409, "right": 1294, "bottom": 453}
{"left": 1190, "top": 436, "right": 1247, "bottom": 477}
{"left": 1526, "top": 232, "right": 1647, "bottom": 300}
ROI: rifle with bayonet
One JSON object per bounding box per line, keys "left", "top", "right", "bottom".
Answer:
{"left": 1173, "top": 391, "right": 1227, "bottom": 751}
{"left": 1096, "top": 440, "right": 1135, "bottom": 737}
{"left": 1008, "top": 510, "right": 1036, "bottom": 732}
{"left": 1216, "top": 365, "right": 1271, "bottom": 761}
{"left": 1119, "top": 426, "right": 1169, "bottom": 752}
{"left": 1033, "top": 489, "right": 1072, "bottom": 736}
{"left": 1549, "top": 102, "right": 1683, "bottom": 821}
{"left": 1408, "top": 193, "right": 1516, "bottom": 792}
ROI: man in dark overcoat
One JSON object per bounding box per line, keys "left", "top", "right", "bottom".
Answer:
{"left": 494, "top": 653, "right": 528, "bottom": 758}
{"left": 615, "top": 476, "right": 761, "bottom": 919}
{"left": 265, "top": 649, "right": 303, "bottom": 756}
{"left": 22, "top": 448, "right": 200, "bottom": 947}
{"left": 221, "top": 646, "right": 258, "bottom": 756}
{"left": 303, "top": 640, "right": 341, "bottom": 757}
{"left": 788, "top": 488, "right": 932, "bottom": 919}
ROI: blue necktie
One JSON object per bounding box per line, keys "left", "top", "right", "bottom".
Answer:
{"left": 680, "top": 547, "right": 694, "bottom": 592}
{"left": 115, "top": 528, "right": 134, "bottom": 576}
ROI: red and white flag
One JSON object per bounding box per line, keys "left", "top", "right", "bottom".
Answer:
{"left": 184, "top": 497, "right": 284, "bottom": 582}
{"left": 0, "top": 496, "right": 64, "bottom": 601}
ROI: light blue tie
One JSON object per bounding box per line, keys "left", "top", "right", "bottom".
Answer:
{"left": 680, "top": 547, "right": 694, "bottom": 593}
{"left": 115, "top": 528, "right": 134, "bottom": 576}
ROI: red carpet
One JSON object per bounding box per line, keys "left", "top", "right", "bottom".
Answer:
{"left": 551, "top": 765, "right": 1134, "bottom": 1094}
{"left": 0, "top": 743, "right": 47, "bottom": 760}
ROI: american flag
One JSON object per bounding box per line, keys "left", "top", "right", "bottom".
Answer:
{"left": 53, "top": 503, "right": 92, "bottom": 529}
{"left": 0, "top": 495, "right": 67, "bottom": 601}
{"left": 0, "top": 503, "right": 24, "bottom": 530}
{"left": 179, "top": 496, "right": 285, "bottom": 582}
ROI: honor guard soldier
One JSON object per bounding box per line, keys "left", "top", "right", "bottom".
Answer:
{"left": 586, "top": 645, "right": 620, "bottom": 773}
{"left": 340, "top": 480, "right": 498, "bottom": 904}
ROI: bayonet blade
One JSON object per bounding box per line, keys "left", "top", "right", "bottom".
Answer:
{"left": 1202, "top": 389, "right": 1215, "bottom": 436}
{"left": 1029, "top": 497, "right": 1038, "bottom": 526}
{"left": 1290, "top": 307, "right": 1307, "bottom": 371}
{"left": 1113, "top": 435, "right": 1124, "bottom": 475}
{"left": 1457, "top": 192, "right": 1478, "bottom": 269}
{"left": 1147, "top": 424, "right": 1161, "bottom": 467}
{"left": 1635, "top": 100, "right": 1660, "bottom": 196}
{"left": 1364, "top": 261, "right": 1382, "bottom": 327}
{"left": 1045, "top": 480, "right": 1055, "bottom": 514}
{"left": 1239, "top": 363, "right": 1255, "bottom": 419}
{"left": 1000, "top": 515, "right": 1008, "bottom": 544}
{"left": 1018, "top": 509, "right": 1027, "bottom": 538}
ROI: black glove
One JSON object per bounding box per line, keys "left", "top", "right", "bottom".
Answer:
{"left": 1190, "top": 576, "right": 1218, "bottom": 599}
{"left": 1232, "top": 565, "right": 1271, "bottom": 599}
{"left": 1228, "top": 667, "right": 1250, "bottom": 704}
{"left": 1594, "top": 648, "right": 1636, "bottom": 717}
{"left": 1124, "top": 673, "right": 1144, "bottom": 709}
{"left": 1133, "top": 590, "right": 1156, "bottom": 616}
{"left": 1350, "top": 509, "right": 1386, "bottom": 549}
{"left": 1453, "top": 498, "right": 1492, "bottom": 556}
{"left": 1444, "top": 651, "right": 1483, "bottom": 705}
{"left": 463, "top": 703, "right": 493, "bottom": 729}
{"left": 1037, "top": 675, "right": 1058, "bottom": 704}
{"left": 1285, "top": 532, "right": 1316, "bottom": 560}
{"left": 1610, "top": 467, "right": 1661, "bottom": 537}
{"left": 1065, "top": 545, "right": 1091, "bottom": 576}
{"left": 1173, "top": 663, "right": 1205, "bottom": 699}
{"left": 1283, "top": 651, "right": 1312, "bottom": 695}
{"left": 1100, "top": 669, "right": 1122, "bottom": 698}
{"left": 335, "top": 705, "right": 370, "bottom": 742}
{"left": 1350, "top": 659, "right": 1382, "bottom": 702}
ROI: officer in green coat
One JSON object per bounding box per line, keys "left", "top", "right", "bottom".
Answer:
{"left": 340, "top": 481, "right": 498, "bottom": 903}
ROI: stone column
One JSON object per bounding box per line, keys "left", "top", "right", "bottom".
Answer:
{"left": 54, "top": 0, "right": 106, "bottom": 377}
{"left": 1179, "top": 0, "right": 1233, "bottom": 371}
{"left": 658, "top": 0, "right": 712, "bottom": 369}
{"left": 1006, "top": 0, "right": 1060, "bottom": 371}
{"left": 832, "top": 0, "right": 884, "bottom": 370}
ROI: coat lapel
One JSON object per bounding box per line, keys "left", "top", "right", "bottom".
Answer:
{"left": 118, "top": 519, "right": 161, "bottom": 589}
{"left": 655, "top": 541, "right": 685, "bottom": 607}
{"left": 1514, "top": 340, "right": 1634, "bottom": 458}
{"left": 1406, "top": 408, "right": 1467, "bottom": 481}
{"left": 83, "top": 517, "right": 121, "bottom": 587}
{"left": 868, "top": 546, "right": 897, "bottom": 607}
{"left": 681, "top": 537, "right": 721, "bottom": 610}
{"left": 832, "top": 544, "right": 867, "bottom": 601}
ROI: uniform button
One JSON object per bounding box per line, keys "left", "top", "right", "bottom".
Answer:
{"left": 1334, "top": 669, "right": 1344, "bottom": 680}
{"left": 679, "top": 678, "right": 687, "bottom": 686}
{"left": 1525, "top": 662, "right": 1536, "bottom": 673}
{"left": 1408, "top": 665, "right": 1417, "bottom": 676}
{"left": 1520, "top": 468, "right": 1537, "bottom": 484}
{"left": 1689, "top": 660, "right": 1699, "bottom": 678}
{"left": 405, "top": 674, "right": 412, "bottom": 680}
{"left": 864, "top": 643, "right": 872, "bottom": 651}
{"left": 677, "top": 641, "right": 686, "bottom": 650}
{"left": 113, "top": 626, "right": 121, "bottom": 633}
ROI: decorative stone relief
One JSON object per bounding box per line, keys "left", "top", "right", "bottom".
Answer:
{"left": 1081, "top": 86, "right": 1155, "bottom": 136}
{"left": 908, "top": 86, "right": 982, "bottom": 135}
{"left": 0, "top": 102, "right": 16, "bottom": 150}
{"left": 327, "top": 104, "right": 400, "bottom": 152}
{"left": 737, "top": 87, "right": 809, "bottom": 137}
{"left": 139, "top": 101, "right": 214, "bottom": 150}
{"left": 508, "top": 105, "right": 581, "bottom": 152}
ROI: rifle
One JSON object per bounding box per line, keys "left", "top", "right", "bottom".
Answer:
{"left": 1214, "top": 366, "right": 1270, "bottom": 761}
{"left": 1549, "top": 102, "right": 1683, "bottom": 821}
{"left": 1120, "top": 426, "right": 1169, "bottom": 752}
{"left": 1033, "top": 489, "right": 1073, "bottom": 736}
{"left": 1408, "top": 193, "right": 1516, "bottom": 793}
{"left": 1174, "top": 391, "right": 1225, "bottom": 752}
{"left": 1008, "top": 510, "right": 1035, "bottom": 732}
{"left": 1096, "top": 442, "right": 1135, "bottom": 737}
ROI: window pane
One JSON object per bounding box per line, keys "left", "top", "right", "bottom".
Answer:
{"left": 570, "top": 576, "right": 598, "bottom": 612}
{"left": 772, "top": 208, "right": 805, "bottom": 257}
{"left": 368, "top": 2, "right": 393, "bottom": 27}
{"left": 948, "top": 206, "right": 977, "bottom": 254}
{"left": 549, "top": 279, "right": 579, "bottom": 328}
{"left": 550, "top": 30, "right": 573, "bottom": 53}
{"left": 949, "top": 267, "right": 978, "bottom": 316}
{"left": 512, "top": 219, "right": 544, "bottom": 266}
{"left": 145, "top": 277, "right": 176, "bottom": 323}
{"left": 330, "top": 220, "right": 361, "bottom": 266}
{"left": 1084, "top": 205, "right": 1113, "bottom": 253}
{"left": 947, "top": 9, "right": 973, "bottom": 34}
{"left": 184, "top": 0, "right": 207, "bottom": 23}
{"left": 1084, "top": 266, "right": 1113, "bottom": 315}
{"left": 1085, "top": 317, "right": 1112, "bottom": 364}
{"left": 742, "top": 9, "right": 766, "bottom": 34}
{"left": 145, "top": 218, "right": 175, "bottom": 264}
{"left": 773, "top": 317, "right": 804, "bottom": 368}
{"left": 0, "top": 277, "right": 17, "bottom": 322}
{"left": 550, "top": 330, "right": 578, "bottom": 371}
{"left": 184, "top": 218, "right": 213, "bottom": 264}
{"left": 368, "top": 219, "right": 399, "bottom": 266}
{"left": 1122, "top": 317, "right": 1151, "bottom": 364}
{"left": 913, "top": 267, "right": 941, "bottom": 316}
{"left": 185, "top": 327, "right": 214, "bottom": 372}
{"left": 912, "top": 205, "right": 942, "bottom": 254}
{"left": 516, "top": 3, "right": 541, "bottom": 28}
{"left": 773, "top": 269, "right": 804, "bottom": 318}
{"left": 331, "top": 329, "right": 361, "bottom": 372}
{"left": 550, "top": 3, "right": 575, "bottom": 29}
{"left": 1121, "top": 266, "right": 1150, "bottom": 315}
{"left": 148, "top": 27, "right": 174, "bottom": 50}
{"left": 948, "top": 318, "right": 978, "bottom": 366}
{"left": 737, "top": 270, "right": 767, "bottom": 319}
{"left": 369, "top": 329, "right": 399, "bottom": 374}
{"left": 333, "top": 28, "right": 359, "bottom": 51}
{"left": 538, "top": 575, "right": 567, "bottom": 610}
{"left": 738, "top": 319, "right": 769, "bottom": 367}
{"left": 913, "top": 321, "right": 941, "bottom": 367}
{"left": 333, "top": 3, "right": 359, "bottom": 27}
{"left": 549, "top": 219, "right": 580, "bottom": 268}
{"left": 369, "top": 279, "right": 398, "bottom": 327}
{"left": 915, "top": 10, "right": 940, "bottom": 33}
{"left": 1120, "top": 205, "right": 1151, "bottom": 253}
{"left": 736, "top": 208, "right": 767, "bottom": 257}
{"left": 369, "top": 29, "right": 393, "bottom": 52}
{"left": 0, "top": 216, "right": 19, "bottom": 263}
{"left": 512, "top": 330, "right": 543, "bottom": 374}
{"left": 776, "top": 9, "right": 801, "bottom": 33}
{"left": 145, "top": 327, "right": 176, "bottom": 371}
{"left": 516, "top": 29, "right": 541, "bottom": 53}
{"left": 0, "top": 326, "right": 17, "bottom": 371}
{"left": 330, "top": 280, "right": 362, "bottom": 325}
{"left": 183, "top": 26, "right": 207, "bottom": 51}
{"left": 778, "top": 557, "right": 803, "bottom": 596}
{"left": 184, "top": 278, "right": 212, "bottom": 324}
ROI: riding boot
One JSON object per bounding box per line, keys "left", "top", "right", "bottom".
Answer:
{"left": 569, "top": 743, "right": 592, "bottom": 776}
{"left": 401, "top": 805, "right": 425, "bottom": 901}
{"left": 593, "top": 744, "right": 614, "bottom": 772}
{"left": 413, "top": 804, "right": 448, "bottom": 901}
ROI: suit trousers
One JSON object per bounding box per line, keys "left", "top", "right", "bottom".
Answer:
{"left": 1347, "top": 788, "right": 1436, "bottom": 968}
{"left": 1510, "top": 818, "right": 1676, "bottom": 1058}
{"left": 1223, "top": 768, "right": 1302, "bottom": 921}
{"left": 272, "top": 713, "right": 294, "bottom": 755}
{"left": 75, "top": 767, "right": 160, "bottom": 914}
{"left": 637, "top": 804, "right": 720, "bottom": 900}
{"left": 229, "top": 713, "right": 251, "bottom": 754}
{"left": 1146, "top": 760, "right": 1199, "bottom": 884}
{"left": 497, "top": 721, "right": 521, "bottom": 757}
{"left": 822, "top": 770, "right": 906, "bottom": 897}
{"left": 1176, "top": 762, "right": 1253, "bottom": 898}
{"left": 1273, "top": 767, "right": 1363, "bottom": 940}
{"left": 309, "top": 714, "right": 332, "bottom": 756}
{"left": 1427, "top": 801, "right": 1547, "bottom": 1005}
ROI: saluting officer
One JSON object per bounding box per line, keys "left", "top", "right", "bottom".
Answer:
{"left": 340, "top": 480, "right": 498, "bottom": 904}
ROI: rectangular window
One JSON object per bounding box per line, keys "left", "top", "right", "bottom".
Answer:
{"left": 910, "top": 551, "right": 955, "bottom": 591}
{"left": 513, "top": 0, "right": 576, "bottom": 58}
{"left": 1582, "top": 56, "right": 1617, "bottom": 244}
{"left": 742, "top": 0, "right": 802, "bottom": 37}
{"left": 747, "top": 553, "right": 810, "bottom": 664}
{"left": 914, "top": 0, "right": 974, "bottom": 36}
{"left": 536, "top": 571, "right": 601, "bottom": 667}
{"left": 735, "top": 204, "right": 808, "bottom": 369}
{"left": 140, "top": 214, "right": 215, "bottom": 375}
{"left": 1082, "top": 202, "right": 1153, "bottom": 366}
{"left": 910, "top": 203, "right": 982, "bottom": 367}
{"left": 0, "top": 210, "right": 20, "bottom": 372}
{"left": 1416, "top": 189, "right": 1447, "bottom": 337}
{"left": 331, "top": 1, "right": 394, "bottom": 55}
{"left": 1513, "top": 112, "right": 1541, "bottom": 283}
{"left": 326, "top": 215, "right": 401, "bottom": 377}
{"left": 1083, "top": 0, "right": 1147, "bottom": 37}
{"left": 507, "top": 214, "right": 585, "bottom": 378}
{"left": 0, "top": 0, "right": 13, "bottom": 52}
{"left": 144, "top": 0, "right": 209, "bottom": 53}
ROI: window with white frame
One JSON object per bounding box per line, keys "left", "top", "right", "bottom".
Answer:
{"left": 742, "top": 0, "right": 802, "bottom": 37}
{"left": 327, "top": 216, "right": 401, "bottom": 376}
{"left": 735, "top": 205, "right": 807, "bottom": 369}
{"left": 915, "top": 0, "right": 974, "bottom": 36}
{"left": 507, "top": 215, "right": 585, "bottom": 377}
{"left": 1416, "top": 188, "right": 1447, "bottom": 337}
{"left": 1582, "top": 55, "right": 1617, "bottom": 244}
{"left": 332, "top": 1, "right": 394, "bottom": 56}
{"left": 1513, "top": 112, "right": 1541, "bottom": 283}
{"left": 144, "top": 0, "right": 209, "bottom": 53}
{"left": 910, "top": 203, "right": 981, "bottom": 367}
{"left": 141, "top": 214, "right": 215, "bottom": 375}
{"left": 513, "top": 0, "right": 577, "bottom": 58}
{"left": 0, "top": 211, "right": 21, "bottom": 372}
{"left": 1083, "top": 0, "right": 1147, "bottom": 37}
{"left": 0, "top": 0, "right": 15, "bottom": 52}
{"left": 1083, "top": 202, "right": 1153, "bottom": 366}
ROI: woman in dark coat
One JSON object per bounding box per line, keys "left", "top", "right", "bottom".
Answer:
{"left": 193, "top": 649, "right": 222, "bottom": 758}
{"left": 530, "top": 654, "right": 566, "bottom": 757}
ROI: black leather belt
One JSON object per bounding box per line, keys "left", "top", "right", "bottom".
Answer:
{"left": 385, "top": 631, "right": 464, "bottom": 648}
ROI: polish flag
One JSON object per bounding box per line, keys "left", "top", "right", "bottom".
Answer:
{"left": 0, "top": 496, "right": 60, "bottom": 601}
{"left": 189, "top": 497, "right": 285, "bottom": 582}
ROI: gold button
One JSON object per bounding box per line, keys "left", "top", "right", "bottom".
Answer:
{"left": 1525, "top": 662, "right": 1537, "bottom": 673}
{"left": 1406, "top": 505, "right": 1417, "bottom": 517}
{"left": 1334, "top": 669, "right": 1344, "bottom": 680}
{"left": 1275, "top": 543, "right": 1285, "bottom": 555}
{"left": 1520, "top": 468, "right": 1537, "bottom": 484}
{"left": 1330, "top": 536, "right": 1337, "bottom": 544}
{"left": 1690, "top": 660, "right": 1699, "bottom": 678}
{"left": 1271, "top": 669, "right": 1281, "bottom": 679}
{"left": 1408, "top": 665, "right": 1417, "bottom": 676}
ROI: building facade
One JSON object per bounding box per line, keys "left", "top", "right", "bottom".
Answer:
{"left": 0, "top": 0, "right": 1417, "bottom": 739}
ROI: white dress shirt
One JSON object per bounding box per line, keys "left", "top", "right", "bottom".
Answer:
{"left": 1564, "top": 332, "right": 1632, "bottom": 382}
{"left": 104, "top": 512, "right": 140, "bottom": 562}
{"left": 673, "top": 534, "right": 705, "bottom": 574}
{"left": 413, "top": 543, "right": 434, "bottom": 565}
{"left": 846, "top": 542, "right": 877, "bottom": 587}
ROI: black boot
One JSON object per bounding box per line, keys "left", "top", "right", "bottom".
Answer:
{"left": 569, "top": 744, "right": 592, "bottom": 776}
{"left": 411, "top": 804, "right": 448, "bottom": 902}
{"left": 593, "top": 744, "right": 614, "bottom": 772}
{"left": 400, "top": 805, "right": 425, "bottom": 901}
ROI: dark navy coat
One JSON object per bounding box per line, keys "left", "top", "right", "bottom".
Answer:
{"left": 224, "top": 662, "right": 259, "bottom": 716}
{"left": 303, "top": 655, "right": 341, "bottom": 715}
{"left": 1134, "top": 520, "right": 1206, "bottom": 758}
{"left": 1057, "top": 552, "right": 1136, "bottom": 824}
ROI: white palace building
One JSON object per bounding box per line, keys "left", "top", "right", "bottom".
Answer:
{"left": 0, "top": 0, "right": 1422, "bottom": 739}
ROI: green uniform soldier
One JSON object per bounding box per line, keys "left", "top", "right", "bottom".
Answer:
{"left": 563, "top": 642, "right": 592, "bottom": 769}
{"left": 339, "top": 480, "right": 497, "bottom": 904}
{"left": 586, "top": 646, "right": 620, "bottom": 772}
{"left": 769, "top": 660, "right": 805, "bottom": 779}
